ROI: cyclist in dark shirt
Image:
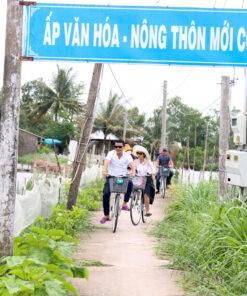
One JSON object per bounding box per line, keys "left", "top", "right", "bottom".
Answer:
{"left": 155, "top": 147, "right": 174, "bottom": 194}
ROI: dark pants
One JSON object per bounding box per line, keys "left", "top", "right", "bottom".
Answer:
{"left": 156, "top": 170, "right": 174, "bottom": 191}
{"left": 102, "top": 178, "right": 133, "bottom": 216}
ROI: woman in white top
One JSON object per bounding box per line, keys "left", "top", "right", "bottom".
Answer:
{"left": 133, "top": 145, "right": 156, "bottom": 217}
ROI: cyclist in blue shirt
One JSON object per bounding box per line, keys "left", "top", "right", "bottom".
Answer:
{"left": 155, "top": 147, "right": 174, "bottom": 194}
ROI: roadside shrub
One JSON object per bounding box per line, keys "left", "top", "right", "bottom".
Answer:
{"left": 0, "top": 227, "right": 88, "bottom": 296}
{"left": 63, "top": 179, "right": 104, "bottom": 211}
{"left": 152, "top": 180, "right": 247, "bottom": 296}
{"left": 32, "top": 204, "right": 93, "bottom": 238}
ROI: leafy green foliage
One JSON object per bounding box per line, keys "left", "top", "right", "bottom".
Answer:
{"left": 22, "top": 66, "right": 84, "bottom": 125}
{"left": 36, "top": 145, "right": 51, "bottom": 154}
{"left": 43, "top": 121, "right": 75, "bottom": 149}
{"left": 63, "top": 179, "right": 104, "bottom": 211}
{"left": 0, "top": 178, "right": 99, "bottom": 296}
{"left": 94, "top": 92, "right": 125, "bottom": 148}
{"left": 33, "top": 205, "right": 93, "bottom": 238}
{"left": 152, "top": 181, "right": 247, "bottom": 296}
{"left": 0, "top": 227, "right": 88, "bottom": 296}
{"left": 19, "top": 66, "right": 85, "bottom": 146}
{"left": 0, "top": 175, "right": 106, "bottom": 296}
{"left": 25, "top": 179, "right": 34, "bottom": 191}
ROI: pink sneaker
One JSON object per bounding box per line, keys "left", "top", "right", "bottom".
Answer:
{"left": 100, "top": 217, "right": 110, "bottom": 224}
{"left": 122, "top": 205, "right": 130, "bottom": 211}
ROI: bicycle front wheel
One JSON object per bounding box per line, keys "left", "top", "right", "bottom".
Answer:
{"left": 130, "top": 190, "right": 142, "bottom": 225}
{"left": 111, "top": 194, "right": 120, "bottom": 233}
{"left": 161, "top": 177, "right": 166, "bottom": 199}
{"left": 141, "top": 192, "right": 147, "bottom": 223}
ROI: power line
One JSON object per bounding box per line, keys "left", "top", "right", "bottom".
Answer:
{"left": 168, "top": 95, "right": 221, "bottom": 117}
{"left": 142, "top": 84, "right": 163, "bottom": 114}
{"left": 200, "top": 96, "right": 221, "bottom": 112}
{"left": 169, "top": 68, "right": 194, "bottom": 92}
{"left": 107, "top": 64, "right": 132, "bottom": 108}
{"left": 154, "top": 0, "right": 162, "bottom": 5}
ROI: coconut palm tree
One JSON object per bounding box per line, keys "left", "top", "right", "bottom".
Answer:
{"left": 94, "top": 92, "right": 125, "bottom": 150}
{"left": 28, "top": 65, "right": 84, "bottom": 126}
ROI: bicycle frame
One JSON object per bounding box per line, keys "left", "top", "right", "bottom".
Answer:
{"left": 160, "top": 175, "right": 167, "bottom": 199}
{"left": 131, "top": 175, "right": 148, "bottom": 225}
{"left": 159, "top": 166, "right": 170, "bottom": 199}
{"left": 111, "top": 192, "right": 122, "bottom": 233}
{"left": 108, "top": 175, "right": 129, "bottom": 233}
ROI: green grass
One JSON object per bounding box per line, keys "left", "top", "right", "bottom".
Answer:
{"left": 78, "top": 259, "right": 112, "bottom": 267}
{"left": 151, "top": 180, "right": 247, "bottom": 296}
{"left": 18, "top": 153, "right": 68, "bottom": 165}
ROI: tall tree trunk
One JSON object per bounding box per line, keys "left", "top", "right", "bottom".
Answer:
{"left": 0, "top": 0, "right": 23, "bottom": 257}
{"left": 103, "top": 133, "right": 107, "bottom": 154}
{"left": 67, "top": 63, "right": 103, "bottom": 210}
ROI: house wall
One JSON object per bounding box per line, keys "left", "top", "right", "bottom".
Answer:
{"left": 18, "top": 130, "right": 38, "bottom": 156}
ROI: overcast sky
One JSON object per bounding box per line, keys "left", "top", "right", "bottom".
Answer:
{"left": 1, "top": 0, "right": 247, "bottom": 117}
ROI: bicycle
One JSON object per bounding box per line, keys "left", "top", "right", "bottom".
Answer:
{"left": 130, "top": 175, "right": 148, "bottom": 225}
{"left": 109, "top": 176, "right": 129, "bottom": 233}
{"left": 159, "top": 166, "right": 170, "bottom": 199}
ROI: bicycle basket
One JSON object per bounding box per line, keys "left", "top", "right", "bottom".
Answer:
{"left": 159, "top": 166, "right": 170, "bottom": 177}
{"left": 109, "top": 177, "right": 129, "bottom": 193}
{"left": 132, "top": 176, "right": 147, "bottom": 190}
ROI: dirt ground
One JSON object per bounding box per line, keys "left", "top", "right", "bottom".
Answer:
{"left": 71, "top": 193, "right": 184, "bottom": 296}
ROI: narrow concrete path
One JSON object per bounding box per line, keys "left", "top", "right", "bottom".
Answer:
{"left": 71, "top": 193, "right": 184, "bottom": 296}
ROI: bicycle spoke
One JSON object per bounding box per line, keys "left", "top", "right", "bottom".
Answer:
{"left": 130, "top": 190, "right": 142, "bottom": 225}
{"left": 112, "top": 194, "right": 120, "bottom": 233}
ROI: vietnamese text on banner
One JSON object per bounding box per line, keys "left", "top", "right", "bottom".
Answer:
{"left": 23, "top": 4, "right": 247, "bottom": 66}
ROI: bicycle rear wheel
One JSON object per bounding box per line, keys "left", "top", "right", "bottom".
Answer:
{"left": 141, "top": 192, "right": 147, "bottom": 223}
{"left": 130, "top": 190, "right": 142, "bottom": 225}
{"left": 111, "top": 194, "right": 120, "bottom": 233}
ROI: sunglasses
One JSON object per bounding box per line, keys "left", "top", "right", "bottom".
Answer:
{"left": 136, "top": 152, "right": 144, "bottom": 155}
{"left": 115, "top": 145, "right": 123, "bottom": 149}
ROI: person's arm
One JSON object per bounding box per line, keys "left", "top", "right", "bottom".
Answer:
{"left": 156, "top": 158, "right": 160, "bottom": 168}
{"left": 168, "top": 158, "right": 174, "bottom": 168}
{"left": 129, "top": 161, "right": 135, "bottom": 178}
{"left": 148, "top": 160, "right": 156, "bottom": 175}
{"left": 102, "top": 159, "right": 110, "bottom": 178}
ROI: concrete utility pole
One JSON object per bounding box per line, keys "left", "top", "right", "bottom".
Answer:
{"left": 202, "top": 122, "right": 209, "bottom": 179}
{"left": 186, "top": 136, "right": 190, "bottom": 181}
{"left": 193, "top": 122, "right": 197, "bottom": 171}
{"left": 244, "top": 68, "right": 247, "bottom": 151}
{"left": 0, "top": 0, "right": 23, "bottom": 257}
{"left": 67, "top": 63, "right": 103, "bottom": 210}
{"left": 219, "top": 76, "right": 230, "bottom": 198}
{"left": 161, "top": 80, "right": 167, "bottom": 149}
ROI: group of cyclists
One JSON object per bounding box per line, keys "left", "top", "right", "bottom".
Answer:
{"left": 100, "top": 139, "right": 174, "bottom": 224}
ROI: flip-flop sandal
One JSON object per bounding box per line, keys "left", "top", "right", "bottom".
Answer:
{"left": 145, "top": 213, "right": 152, "bottom": 217}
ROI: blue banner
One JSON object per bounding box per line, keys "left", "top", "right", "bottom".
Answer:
{"left": 23, "top": 4, "right": 247, "bottom": 66}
